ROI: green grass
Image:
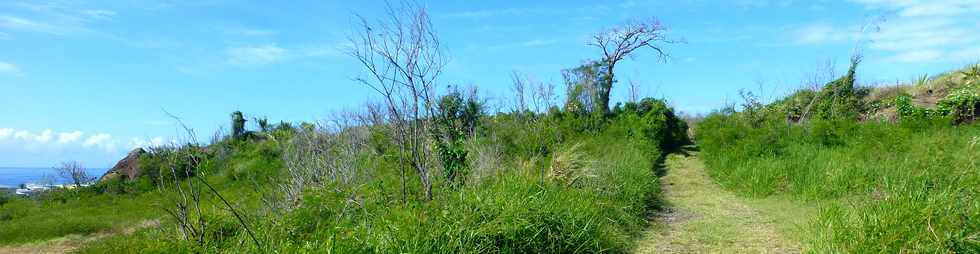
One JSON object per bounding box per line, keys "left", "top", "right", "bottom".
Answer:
{"left": 0, "top": 190, "right": 163, "bottom": 245}
{"left": 697, "top": 113, "right": 980, "bottom": 252}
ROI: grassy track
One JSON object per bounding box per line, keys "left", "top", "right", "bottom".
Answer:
{"left": 634, "top": 150, "right": 813, "bottom": 253}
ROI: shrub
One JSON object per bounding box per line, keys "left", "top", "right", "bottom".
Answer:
{"left": 0, "top": 193, "right": 11, "bottom": 207}
{"left": 936, "top": 86, "right": 979, "bottom": 123}
{"left": 811, "top": 56, "right": 866, "bottom": 120}
{"left": 433, "top": 90, "right": 483, "bottom": 185}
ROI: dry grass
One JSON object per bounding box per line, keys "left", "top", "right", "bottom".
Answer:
{"left": 547, "top": 142, "right": 591, "bottom": 186}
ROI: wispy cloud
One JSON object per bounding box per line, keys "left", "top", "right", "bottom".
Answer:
{"left": 0, "top": 128, "right": 12, "bottom": 139}
{"left": 0, "top": 61, "right": 20, "bottom": 74}
{"left": 854, "top": 0, "right": 980, "bottom": 17}
{"left": 791, "top": 0, "right": 980, "bottom": 63}
{"left": 223, "top": 42, "right": 347, "bottom": 67}
{"left": 0, "top": 2, "right": 117, "bottom": 37}
{"left": 0, "top": 15, "right": 58, "bottom": 34}
{"left": 226, "top": 45, "right": 288, "bottom": 66}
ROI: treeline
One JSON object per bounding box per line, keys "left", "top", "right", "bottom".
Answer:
{"left": 695, "top": 57, "right": 980, "bottom": 252}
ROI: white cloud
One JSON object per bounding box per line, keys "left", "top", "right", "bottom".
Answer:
{"left": 791, "top": 0, "right": 980, "bottom": 64}
{"left": 0, "top": 128, "right": 170, "bottom": 155}
{"left": 34, "top": 129, "right": 53, "bottom": 143}
{"left": 57, "top": 131, "right": 83, "bottom": 144}
{"left": 83, "top": 133, "right": 112, "bottom": 148}
{"left": 13, "top": 130, "right": 30, "bottom": 140}
{"left": 0, "top": 128, "right": 12, "bottom": 139}
{"left": 0, "top": 61, "right": 21, "bottom": 74}
{"left": 226, "top": 45, "right": 288, "bottom": 66}
{"left": 0, "top": 3, "right": 118, "bottom": 37}
{"left": 129, "top": 136, "right": 168, "bottom": 149}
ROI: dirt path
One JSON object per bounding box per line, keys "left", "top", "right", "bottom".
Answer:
{"left": 634, "top": 152, "right": 805, "bottom": 254}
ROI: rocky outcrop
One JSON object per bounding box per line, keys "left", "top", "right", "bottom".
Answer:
{"left": 100, "top": 148, "right": 146, "bottom": 182}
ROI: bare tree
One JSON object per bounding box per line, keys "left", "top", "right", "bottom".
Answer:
{"left": 531, "top": 80, "right": 556, "bottom": 114}
{"left": 54, "top": 161, "right": 93, "bottom": 188}
{"left": 280, "top": 113, "right": 369, "bottom": 215}
{"left": 511, "top": 71, "right": 529, "bottom": 113}
{"left": 159, "top": 112, "right": 261, "bottom": 249}
{"left": 588, "top": 18, "right": 675, "bottom": 114}
{"left": 627, "top": 79, "right": 641, "bottom": 103}
{"left": 348, "top": 1, "right": 443, "bottom": 201}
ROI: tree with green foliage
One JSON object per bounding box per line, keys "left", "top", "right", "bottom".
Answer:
{"left": 562, "top": 61, "right": 606, "bottom": 116}
{"left": 433, "top": 88, "right": 483, "bottom": 185}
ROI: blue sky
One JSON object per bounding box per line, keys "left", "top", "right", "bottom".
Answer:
{"left": 1, "top": 0, "right": 978, "bottom": 167}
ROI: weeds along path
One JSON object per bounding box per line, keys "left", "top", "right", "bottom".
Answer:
{"left": 634, "top": 151, "right": 803, "bottom": 254}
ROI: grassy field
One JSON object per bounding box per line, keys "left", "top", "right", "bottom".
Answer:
{"left": 695, "top": 63, "right": 980, "bottom": 252}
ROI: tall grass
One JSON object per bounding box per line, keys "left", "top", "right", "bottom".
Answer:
{"left": 74, "top": 129, "right": 662, "bottom": 253}
{"left": 697, "top": 112, "right": 980, "bottom": 252}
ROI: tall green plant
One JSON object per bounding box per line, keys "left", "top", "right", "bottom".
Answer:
{"left": 813, "top": 56, "right": 864, "bottom": 120}
{"left": 231, "top": 111, "right": 246, "bottom": 139}
{"left": 433, "top": 89, "right": 483, "bottom": 185}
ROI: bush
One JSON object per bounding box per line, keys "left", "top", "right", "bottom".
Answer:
{"left": 936, "top": 86, "right": 980, "bottom": 123}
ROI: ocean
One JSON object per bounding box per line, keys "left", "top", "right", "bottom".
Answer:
{"left": 0, "top": 167, "right": 108, "bottom": 188}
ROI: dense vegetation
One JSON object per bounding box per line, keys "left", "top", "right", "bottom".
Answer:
{"left": 63, "top": 95, "right": 686, "bottom": 253}
{"left": 696, "top": 61, "right": 980, "bottom": 252}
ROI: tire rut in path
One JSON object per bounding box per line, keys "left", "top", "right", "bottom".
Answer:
{"left": 634, "top": 152, "right": 800, "bottom": 254}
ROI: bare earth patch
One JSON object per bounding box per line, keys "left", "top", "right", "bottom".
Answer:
{"left": 634, "top": 152, "right": 807, "bottom": 254}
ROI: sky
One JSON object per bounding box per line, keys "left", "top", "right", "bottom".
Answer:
{"left": 1, "top": 0, "right": 979, "bottom": 167}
